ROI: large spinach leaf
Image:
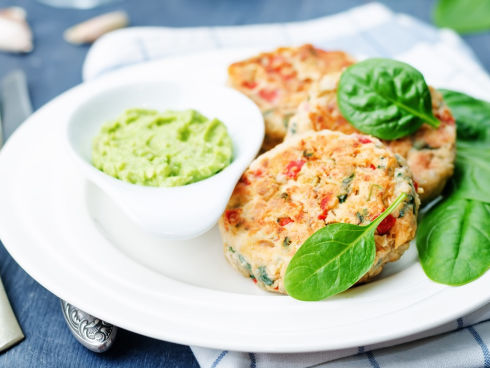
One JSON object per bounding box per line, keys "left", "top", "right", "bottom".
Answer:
{"left": 337, "top": 58, "right": 439, "bottom": 140}
{"left": 434, "top": 0, "right": 490, "bottom": 34}
{"left": 417, "top": 90, "right": 490, "bottom": 286}
{"left": 440, "top": 90, "right": 490, "bottom": 203}
{"left": 450, "top": 141, "right": 490, "bottom": 203}
{"left": 439, "top": 89, "right": 490, "bottom": 142}
{"left": 284, "top": 193, "right": 406, "bottom": 301}
{"left": 417, "top": 197, "right": 490, "bottom": 285}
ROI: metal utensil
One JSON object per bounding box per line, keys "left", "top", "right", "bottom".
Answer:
{"left": 0, "top": 70, "right": 27, "bottom": 352}
{"left": 0, "top": 70, "right": 32, "bottom": 140}
{"left": 0, "top": 70, "right": 117, "bottom": 353}
{"left": 0, "top": 98, "right": 3, "bottom": 148}
{"left": 61, "top": 300, "right": 117, "bottom": 352}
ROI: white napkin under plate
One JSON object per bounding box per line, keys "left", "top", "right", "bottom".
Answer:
{"left": 83, "top": 3, "right": 490, "bottom": 367}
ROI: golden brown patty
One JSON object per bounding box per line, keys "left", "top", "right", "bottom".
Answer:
{"left": 219, "top": 130, "right": 419, "bottom": 294}
{"left": 286, "top": 73, "right": 456, "bottom": 203}
{"left": 228, "top": 44, "right": 354, "bottom": 150}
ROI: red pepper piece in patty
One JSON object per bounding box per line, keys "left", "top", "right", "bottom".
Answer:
{"left": 320, "top": 195, "right": 331, "bottom": 210}
{"left": 318, "top": 194, "right": 331, "bottom": 220}
{"left": 239, "top": 174, "right": 250, "bottom": 185}
{"left": 224, "top": 209, "right": 241, "bottom": 226}
{"left": 252, "top": 169, "right": 263, "bottom": 177}
{"left": 318, "top": 212, "right": 328, "bottom": 221}
{"left": 284, "top": 160, "right": 305, "bottom": 179}
{"left": 358, "top": 136, "right": 372, "bottom": 144}
{"left": 258, "top": 88, "right": 278, "bottom": 103}
{"left": 278, "top": 217, "right": 294, "bottom": 226}
{"left": 242, "top": 80, "right": 257, "bottom": 89}
{"left": 377, "top": 214, "right": 396, "bottom": 235}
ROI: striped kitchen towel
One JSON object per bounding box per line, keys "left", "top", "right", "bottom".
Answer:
{"left": 83, "top": 3, "right": 490, "bottom": 367}
{"left": 193, "top": 305, "right": 490, "bottom": 367}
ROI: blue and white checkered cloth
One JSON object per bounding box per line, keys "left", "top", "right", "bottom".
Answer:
{"left": 83, "top": 3, "right": 490, "bottom": 367}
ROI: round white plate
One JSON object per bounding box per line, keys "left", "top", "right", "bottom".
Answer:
{"left": 0, "top": 48, "right": 488, "bottom": 353}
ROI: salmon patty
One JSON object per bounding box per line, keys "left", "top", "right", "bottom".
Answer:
{"left": 219, "top": 130, "right": 419, "bottom": 294}
{"left": 286, "top": 72, "right": 456, "bottom": 203}
{"left": 228, "top": 44, "right": 354, "bottom": 151}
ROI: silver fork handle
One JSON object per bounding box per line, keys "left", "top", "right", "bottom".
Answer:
{"left": 60, "top": 299, "right": 117, "bottom": 353}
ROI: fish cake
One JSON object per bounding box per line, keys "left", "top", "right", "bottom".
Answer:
{"left": 286, "top": 73, "right": 456, "bottom": 203}
{"left": 219, "top": 130, "right": 419, "bottom": 294}
{"left": 228, "top": 44, "right": 354, "bottom": 150}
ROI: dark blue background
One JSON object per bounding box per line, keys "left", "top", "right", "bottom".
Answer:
{"left": 0, "top": 0, "right": 489, "bottom": 111}
{"left": 0, "top": 1, "right": 488, "bottom": 367}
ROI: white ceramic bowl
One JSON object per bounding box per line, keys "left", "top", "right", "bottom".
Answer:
{"left": 65, "top": 79, "right": 264, "bottom": 239}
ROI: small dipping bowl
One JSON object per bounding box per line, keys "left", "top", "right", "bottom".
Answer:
{"left": 65, "top": 80, "right": 264, "bottom": 239}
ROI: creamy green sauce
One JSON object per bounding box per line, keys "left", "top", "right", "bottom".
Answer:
{"left": 92, "top": 108, "right": 233, "bottom": 187}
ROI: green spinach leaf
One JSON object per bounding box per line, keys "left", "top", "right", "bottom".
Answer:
{"left": 337, "top": 58, "right": 440, "bottom": 140}
{"left": 434, "top": 0, "right": 490, "bottom": 34}
{"left": 450, "top": 141, "right": 490, "bottom": 203}
{"left": 284, "top": 193, "right": 407, "bottom": 301}
{"left": 439, "top": 89, "right": 490, "bottom": 142}
{"left": 417, "top": 90, "right": 490, "bottom": 286}
{"left": 417, "top": 197, "right": 490, "bottom": 285}
{"left": 438, "top": 90, "right": 490, "bottom": 202}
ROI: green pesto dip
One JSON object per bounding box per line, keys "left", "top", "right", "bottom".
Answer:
{"left": 92, "top": 108, "right": 233, "bottom": 187}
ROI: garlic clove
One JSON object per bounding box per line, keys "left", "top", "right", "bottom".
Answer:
{"left": 64, "top": 11, "right": 129, "bottom": 45}
{"left": 0, "top": 7, "right": 33, "bottom": 53}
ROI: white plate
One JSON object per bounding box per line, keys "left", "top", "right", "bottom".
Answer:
{"left": 0, "top": 48, "right": 489, "bottom": 353}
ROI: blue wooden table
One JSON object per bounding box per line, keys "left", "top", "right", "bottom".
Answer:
{"left": 0, "top": 1, "right": 488, "bottom": 367}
